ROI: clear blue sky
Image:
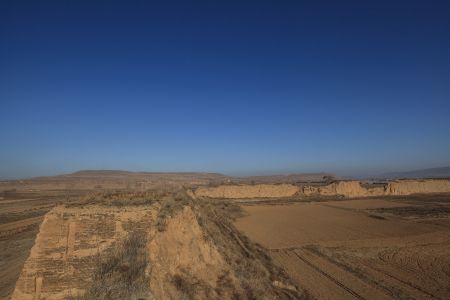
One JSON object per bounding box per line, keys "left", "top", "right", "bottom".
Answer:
{"left": 1, "top": 1, "right": 450, "bottom": 179}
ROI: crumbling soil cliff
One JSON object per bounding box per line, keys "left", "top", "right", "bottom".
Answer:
{"left": 303, "top": 179, "right": 450, "bottom": 198}
{"left": 387, "top": 179, "right": 450, "bottom": 195}
{"left": 194, "top": 184, "right": 300, "bottom": 199}
{"left": 302, "top": 181, "right": 385, "bottom": 198}
{"left": 11, "top": 205, "right": 155, "bottom": 300}
{"left": 148, "top": 206, "right": 230, "bottom": 299}
{"left": 195, "top": 179, "right": 450, "bottom": 199}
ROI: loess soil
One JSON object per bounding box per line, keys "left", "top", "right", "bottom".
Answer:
{"left": 5, "top": 189, "right": 308, "bottom": 299}
{"left": 3, "top": 177, "right": 450, "bottom": 300}
{"left": 235, "top": 196, "right": 450, "bottom": 299}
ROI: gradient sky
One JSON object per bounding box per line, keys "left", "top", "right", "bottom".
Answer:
{"left": 1, "top": 1, "right": 450, "bottom": 179}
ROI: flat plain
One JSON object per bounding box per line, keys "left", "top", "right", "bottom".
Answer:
{"left": 235, "top": 196, "right": 450, "bottom": 300}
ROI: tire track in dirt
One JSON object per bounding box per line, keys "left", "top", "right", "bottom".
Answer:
{"left": 291, "top": 250, "right": 366, "bottom": 300}
{"left": 370, "top": 251, "right": 440, "bottom": 299}
{"left": 375, "top": 245, "right": 444, "bottom": 299}
{"left": 368, "top": 259, "right": 440, "bottom": 299}
{"left": 271, "top": 249, "right": 371, "bottom": 300}
{"left": 335, "top": 251, "right": 443, "bottom": 300}
{"left": 236, "top": 200, "right": 450, "bottom": 299}
{"left": 298, "top": 248, "right": 395, "bottom": 300}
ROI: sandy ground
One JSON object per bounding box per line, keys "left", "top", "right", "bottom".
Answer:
{"left": 235, "top": 197, "right": 450, "bottom": 299}
{"left": 320, "top": 198, "right": 414, "bottom": 210}
{"left": 235, "top": 202, "right": 440, "bottom": 248}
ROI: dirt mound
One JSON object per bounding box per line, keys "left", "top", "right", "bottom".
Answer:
{"left": 194, "top": 180, "right": 450, "bottom": 199}
{"left": 302, "top": 180, "right": 385, "bottom": 198}
{"left": 194, "top": 184, "right": 300, "bottom": 199}
{"left": 387, "top": 179, "right": 450, "bottom": 195}
{"left": 302, "top": 179, "right": 450, "bottom": 198}
{"left": 149, "top": 206, "right": 233, "bottom": 299}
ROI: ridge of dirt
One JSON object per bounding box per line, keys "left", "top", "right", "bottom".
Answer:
{"left": 303, "top": 180, "right": 450, "bottom": 198}
{"left": 11, "top": 190, "right": 309, "bottom": 299}
{"left": 11, "top": 204, "right": 156, "bottom": 299}
{"left": 195, "top": 179, "right": 450, "bottom": 199}
{"left": 194, "top": 184, "right": 300, "bottom": 198}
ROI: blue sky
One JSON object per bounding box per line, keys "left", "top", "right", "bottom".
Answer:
{"left": 1, "top": 1, "right": 450, "bottom": 179}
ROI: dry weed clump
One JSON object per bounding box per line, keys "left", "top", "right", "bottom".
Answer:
{"left": 155, "top": 189, "right": 192, "bottom": 232}
{"left": 65, "top": 188, "right": 188, "bottom": 208}
{"left": 170, "top": 273, "right": 214, "bottom": 299}
{"left": 65, "top": 188, "right": 193, "bottom": 231}
{"left": 75, "top": 230, "right": 150, "bottom": 300}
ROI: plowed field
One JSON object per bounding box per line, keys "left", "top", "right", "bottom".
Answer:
{"left": 235, "top": 197, "right": 450, "bottom": 299}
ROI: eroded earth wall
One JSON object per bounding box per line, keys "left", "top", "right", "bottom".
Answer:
{"left": 387, "top": 179, "right": 450, "bottom": 195}
{"left": 195, "top": 179, "right": 450, "bottom": 199}
{"left": 11, "top": 205, "right": 155, "bottom": 300}
{"left": 304, "top": 179, "right": 450, "bottom": 198}
{"left": 12, "top": 203, "right": 298, "bottom": 299}
{"left": 302, "top": 181, "right": 385, "bottom": 198}
{"left": 194, "top": 184, "right": 300, "bottom": 199}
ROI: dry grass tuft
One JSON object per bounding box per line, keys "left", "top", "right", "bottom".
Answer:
{"left": 65, "top": 188, "right": 191, "bottom": 210}
{"left": 155, "top": 189, "right": 191, "bottom": 232}
{"left": 75, "top": 231, "right": 150, "bottom": 300}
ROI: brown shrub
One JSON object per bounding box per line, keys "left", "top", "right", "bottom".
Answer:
{"left": 76, "top": 231, "right": 150, "bottom": 300}
{"left": 155, "top": 189, "right": 192, "bottom": 232}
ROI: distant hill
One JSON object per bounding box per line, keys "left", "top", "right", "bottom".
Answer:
{"left": 27, "top": 170, "right": 335, "bottom": 183}
{"left": 234, "top": 172, "right": 337, "bottom": 184}
{"left": 1, "top": 170, "right": 335, "bottom": 192}
{"left": 39, "top": 170, "right": 337, "bottom": 183}
{"left": 378, "top": 167, "right": 450, "bottom": 180}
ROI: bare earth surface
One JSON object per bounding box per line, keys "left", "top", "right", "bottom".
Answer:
{"left": 235, "top": 197, "right": 450, "bottom": 300}
{"left": 0, "top": 220, "right": 40, "bottom": 299}
{"left": 2, "top": 174, "right": 450, "bottom": 299}
{"left": 235, "top": 203, "right": 439, "bottom": 248}
{"left": 320, "top": 198, "right": 414, "bottom": 210}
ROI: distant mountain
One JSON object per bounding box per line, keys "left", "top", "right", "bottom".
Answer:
{"left": 378, "top": 167, "right": 450, "bottom": 180}
{"left": 36, "top": 170, "right": 334, "bottom": 183}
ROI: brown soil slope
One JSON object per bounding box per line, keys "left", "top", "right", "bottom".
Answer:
{"left": 149, "top": 206, "right": 234, "bottom": 299}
